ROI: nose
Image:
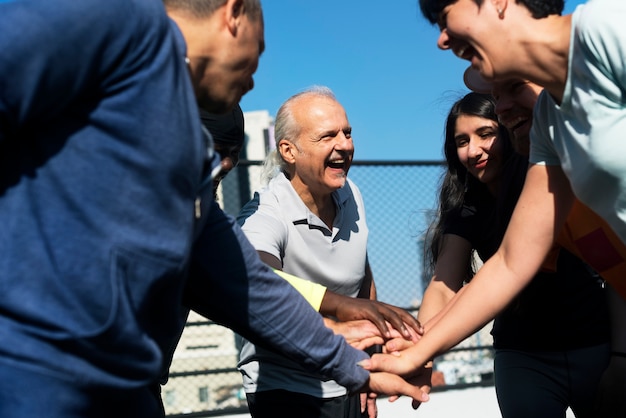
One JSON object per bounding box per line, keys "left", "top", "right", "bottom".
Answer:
{"left": 335, "top": 131, "right": 354, "bottom": 153}
{"left": 437, "top": 29, "right": 451, "bottom": 50}
{"left": 495, "top": 94, "right": 512, "bottom": 116}
{"left": 467, "top": 137, "right": 483, "bottom": 159}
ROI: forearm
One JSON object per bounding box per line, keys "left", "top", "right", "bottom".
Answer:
{"left": 419, "top": 235, "right": 471, "bottom": 327}
{"left": 422, "top": 286, "right": 468, "bottom": 332}
{"left": 413, "top": 164, "right": 576, "bottom": 362}
{"left": 185, "top": 204, "right": 370, "bottom": 392}
{"left": 408, "top": 253, "right": 530, "bottom": 365}
{"left": 417, "top": 282, "right": 458, "bottom": 326}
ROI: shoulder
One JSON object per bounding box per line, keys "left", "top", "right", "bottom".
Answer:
{"left": 531, "top": 90, "right": 555, "bottom": 131}
{"left": 4, "top": 0, "right": 172, "bottom": 72}
{"left": 1, "top": 0, "right": 170, "bottom": 38}
{"left": 237, "top": 178, "right": 292, "bottom": 230}
{"left": 575, "top": 0, "right": 626, "bottom": 62}
{"left": 529, "top": 91, "right": 561, "bottom": 165}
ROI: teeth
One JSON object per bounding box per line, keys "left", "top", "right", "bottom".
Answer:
{"left": 454, "top": 45, "right": 467, "bottom": 59}
{"left": 502, "top": 115, "right": 526, "bottom": 130}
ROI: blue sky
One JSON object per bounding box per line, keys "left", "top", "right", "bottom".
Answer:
{"left": 240, "top": 0, "right": 587, "bottom": 162}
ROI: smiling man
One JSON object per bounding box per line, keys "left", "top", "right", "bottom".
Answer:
{"left": 237, "top": 86, "right": 380, "bottom": 418}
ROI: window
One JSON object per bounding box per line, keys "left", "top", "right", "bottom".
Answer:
{"left": 199, "top": 386, "right": 209, "bottom": 403}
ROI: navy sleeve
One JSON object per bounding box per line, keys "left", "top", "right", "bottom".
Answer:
{"left": 185, "top": 201, "right": 370, "bottom": 393}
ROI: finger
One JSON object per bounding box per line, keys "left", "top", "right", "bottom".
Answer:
{"left": 384, "top": 337, "right": 414, "bottom": 353}
{"left": 365, "top": 371, "right": 430, "bottom": 405}
{"left": 360, "top": 392, "right": 367, "bottom": 413}
{"left": 374, "top": 306, "right": 407, "bottom": 339}
{"left": 412, "top": 384, "right": 431, "bottom": 409}
{"left": 364, "top": 307, "right": 393, "bottom": 338}
{"left": 359, "top": 352, "right": 420, "bottom": 376}
{"left": 385, "top": 373, "right": 430, "bottom": 403}
{"left": 355, "top": 337, "right": 385, "bottom": 351}
{"left": 383, "top": 303, "right": 423, "bottom": 336}
{"left": 367, "top": 395, "right": 378, "bottom": 418}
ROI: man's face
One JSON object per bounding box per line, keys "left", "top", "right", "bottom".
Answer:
{"left": 435, "top": 0, "right": 511, "bottom": 83}
{"left": 283, "top": 96, "right": 354, "bottom": 197}
{"left": 189, "top": 12, "right": 265, "bottom": 114}
{"left": 492, "top": 79, "right": 543, "bottom": 156}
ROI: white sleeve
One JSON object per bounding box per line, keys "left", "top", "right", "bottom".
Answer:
{"left": 237, "top": 191, "right": 288, "bottom": 261}
{"left": 529, "top": 91, "right": 562, "bottom": 166}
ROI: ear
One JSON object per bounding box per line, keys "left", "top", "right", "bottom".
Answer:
{"left": 224, "top": 0, "right": 245, "bottom": 35}
{"left": 490, "top": 0, "right": 508, "bottom": 18}
{"left": 278, "top": 139, "right": 297, "bottom": 164}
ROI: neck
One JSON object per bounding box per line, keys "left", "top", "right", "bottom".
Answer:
{"left": 291, "top": 178, "right": 336, "bottom": 229}
{"left": 516, "top": 14, "right": 572, "bottom": 104}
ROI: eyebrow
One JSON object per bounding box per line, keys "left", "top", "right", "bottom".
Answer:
{"left": 476, "top": 125, "right": 498, "bottom": 135}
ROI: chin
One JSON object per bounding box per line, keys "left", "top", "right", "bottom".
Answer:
{"left": 329, "top": 178, "right": 347, "bottom": 190}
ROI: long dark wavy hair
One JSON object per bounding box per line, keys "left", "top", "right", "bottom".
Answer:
{"left": 425, "top": 92, "right": 527, "bottom": 279}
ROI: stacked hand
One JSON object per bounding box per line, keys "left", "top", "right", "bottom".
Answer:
{"left": 360, "top": 336, "right": 434, "bottom": 410}
{"left": 321, "top": 294, "right": 423, "bottom": 342}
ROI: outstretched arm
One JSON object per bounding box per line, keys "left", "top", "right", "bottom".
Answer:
{"left": 418, "top": 234, "right": 472, "bottom": 327}
{"left": 363, "top": 163, "right": 575, "bottom": 375}
{"left": 259, "top": 250, "right": 423, "bottom": 341}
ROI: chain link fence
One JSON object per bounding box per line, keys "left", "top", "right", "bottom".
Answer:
{"left": 163, "top": 160, "right": 495, "bottom": 417}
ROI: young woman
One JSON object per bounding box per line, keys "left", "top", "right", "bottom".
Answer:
{"left": 418, "top": 93, "right": 609, "bottom": 417}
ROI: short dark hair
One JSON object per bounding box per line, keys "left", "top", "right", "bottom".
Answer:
{"left": 419, "top": 0, "right": 563, "bottom": 25}
{"left": 163, "top": 0, "right": 262, "bottom": 21}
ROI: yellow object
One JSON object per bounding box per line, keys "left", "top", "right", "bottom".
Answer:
{"left": 273, "top": 269, "right": 327, "bottom": 311}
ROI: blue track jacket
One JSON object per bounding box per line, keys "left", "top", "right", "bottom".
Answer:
{"left": 0, "top": 0, "right": 368, "bottom": 413}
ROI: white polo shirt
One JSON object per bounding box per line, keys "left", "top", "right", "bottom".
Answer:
{"left": 237, "top": 172, "right": 369, "bottom": 397}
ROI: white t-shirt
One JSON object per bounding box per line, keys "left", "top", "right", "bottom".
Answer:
{"left": 237, "top": 172, "right": 369, "bottom": 398}
{"left": 530, "top": 0, "right": 626, "bottom": 244}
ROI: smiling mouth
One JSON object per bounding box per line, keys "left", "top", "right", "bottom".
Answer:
{"left": 503, "top": 117, "right": 531, "bottom": 139}
{"left": 474, "top": 159, "right": 488, "bottom": 169}
{"left": 327, "top": 158, "right": 347, "bottom": 170}
{"left": 453, "top": 44, "right": 476, "bottom": 61}
{"left": 454, "top": 45, "right": 468, "bottom": 58}
{"left": 502, "top": 115, "right": 527, "bottom": 131}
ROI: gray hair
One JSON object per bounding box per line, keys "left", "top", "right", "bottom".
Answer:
{"left": 261, "top": 86, "right": 337, "bottom": 183}
{"left": 163, "top": 0, "right": 262, "bottom": 21}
